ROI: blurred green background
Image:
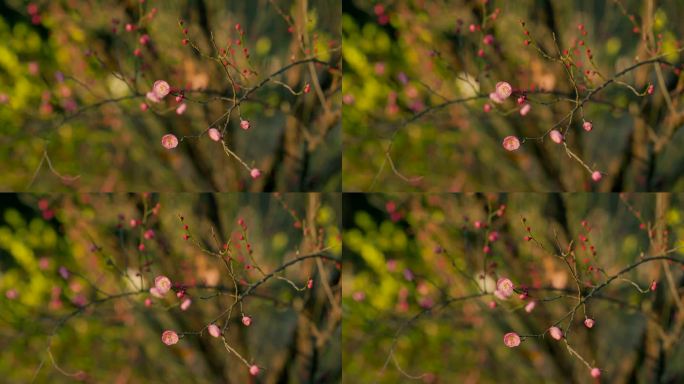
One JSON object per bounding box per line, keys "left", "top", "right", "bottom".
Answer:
{"left": 342, "top": 193, "right": 684, "bottom": 383}
{"left": 0, "top": 193, "right": 341, "bottom": 383}
{"left": 342, "top": 0, "right": 684, "bottom": 192}
{"left": 0, "top": 0, "right": 341, "bottom": 192}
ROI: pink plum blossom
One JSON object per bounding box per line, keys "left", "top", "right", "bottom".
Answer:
{"left": 584, "top": 318, "right": 595, "bottom": 328}
{"left": 583, "top": 121, "right": 593, "bottom": 132}
{"left": 161, "top": 134, "right": 179, "bottom": 149}
{"left": 152, "top": 80, "right": 170, "bottom": 98}
{"left": 502, "top": 136, "right": 520, "bottom": 151}
{"left": 495, "top": 81, "right": 513, "bottom": 99}
{"left": 154, "top": 275, "right": 172, "bottom": 295}
{"left": 497, "top": 278, "right": 514, "bottom": 298}
{"left": 161, "top": 330, "right": 179, "bottom": 345}
{"left": 240, "top": 119, "right": 251, "bottom": 130}
{"left": 503, "top": 332, "right": 521, "bottom": 347}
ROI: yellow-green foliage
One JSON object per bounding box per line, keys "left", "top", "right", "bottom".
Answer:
{"left": 0, "top": 209, "right": 61, "bottom": 307}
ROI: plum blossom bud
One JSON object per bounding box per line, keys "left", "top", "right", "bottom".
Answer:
{"left": 503, "top": 332, "right": 521, "bottom": 347}
{"left": 488, "top": 231, "right": 499, "bottom": 242}
{"left": 5, "top": 289, "right": 18, "bottom": 300}
{"left": 249, "top": 365, "right": 260, "bottom": 376}
{"left": 591, "top": 171, "right": 602, "bottom": 182}
{"left": 519, "top": 103, "right": 531, "bottom": 116}
{"left": 240, "top": 119, "right": 251, "bottom": 130}
{"left": 139, "top": 34, "right": 150, "bottom": 45}
{"left": 161, "top": 134, "right": 179, "bottom": 149}
{"left": 208, "top": 128, "right": 221, "bottom": 141}
{"left": 307, "top": 279, "right": 314, "bottom": 289}
{"left": 650, "top": 280, "right": 657, "bottom": 291}
{"left": 549, "top": 326, "right": 563, "bottom": 340}
{"left": 149, "top": 287, "right": 164, "bottom": 298}
{"left": 524, "top": 301, "right": 536, "bottom": 313}
{"left": 489, "top": 91, "right": 504, "bottom": 104}
{"left": 583, "top": 121, "right": 593, "bottom": 132}
{"left": 549, "top": 130, "right": 563, "bottom": 144}
{"left": 144, "top": 229, "right": 155, "bottom": 239}
{"left": 59, "top": 266, "right": 70, "bottom": 280}
{"left": 647, "top": 84, "right": 654, "bottom": 95}
{"left": 146, "top": 91, "right": 161, "bottom": 103}
{"left": 242, "top": 315, "right": 252, "bottom": 327}
{"left": 250, "top": 168, "right": 261, "bottom": 179}
{"left": 207, "top": 324, "right": 221, "bottom": 338}
{"left": 590, "top": 368, "right": 601, "bottom": 378}
{"left": 584, "top": 318, "right": 595, "bottom": 328}
{"left": 180, "top": 298, "right": 192, "bottom": 311}
{"left": 483, "top": 103, "right": 492, "bottom": 113}
{"left": 175, "top": 103, "right": 187, "bottom": 115}
{"left": 494, "top": 289, "right": 508, "bottom": 300}
{"left": 161, "top": 330, "right": 179, "bottom": 345}
{"left": 483, "top": 34, "right": 495, "bottom": 45}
